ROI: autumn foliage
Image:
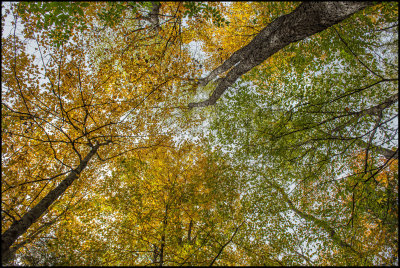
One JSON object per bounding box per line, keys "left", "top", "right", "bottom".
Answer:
{"left": 1, "top": 1, "right": 398, "bottom": 266}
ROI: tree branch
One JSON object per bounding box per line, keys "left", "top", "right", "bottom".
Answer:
{"left": 188, "top": 2, "right": 375, "bottom": 108}
{"left": 209, "top": 221, "right": 244, "bottom": 266}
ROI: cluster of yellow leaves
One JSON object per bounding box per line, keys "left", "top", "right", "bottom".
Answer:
{"left": 31, "top": 142, "right": 246, "bottom": 265}
{"left": 182, "top": 2, "right": 299, "bottom": 74}
{"left": 2, "top": 2, "right": 205, "bottom": 258}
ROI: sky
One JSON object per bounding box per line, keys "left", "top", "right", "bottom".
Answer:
{"left": 2, "top": 2, "right": 398, "bottom": 265}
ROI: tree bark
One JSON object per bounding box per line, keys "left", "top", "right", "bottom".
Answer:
{"left": 159, "top": 204, "right": 168, "bottom": 266}
{"left": 188, "top": 219, "right": 193, "bottom": 243}
{"left": 148, "top": 2, "right": 161, "bottom": 33}
{"left": 1, "top": 144, "right": 100, "bottom": 264}
{"left": 353, "top": 93, "right": 398, "bottom": 160}
{"left": 188, "top": 2, "right": 375, "bottom": 108}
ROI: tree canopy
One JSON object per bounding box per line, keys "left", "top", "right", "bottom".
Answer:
{"left": 1, "top": 1, "right": 398, "bottom": 266}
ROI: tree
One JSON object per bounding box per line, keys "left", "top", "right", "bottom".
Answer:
{"left": 205, "top": 1, "right": 397, "bottom": 265}
{"left": 16, "top": 143, "right": 249, "bottom": 266}
{"left": 2, "top": 2, "right": 204, "bottom": 263}
{"left": 188, "top": 2, "right": 374, "bottom": 108}
{"left": 1, "top": 1, "right": 398, "bottom": 265}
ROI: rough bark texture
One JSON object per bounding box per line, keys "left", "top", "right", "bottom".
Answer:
{"left": 188, "top": 2, "right": 375, "bottom": 108}
{"left": 1, "top": 144, "right": 100, "bottom": 264}
{"left": 148, "top": 2, "right": 161, "bottom": 33}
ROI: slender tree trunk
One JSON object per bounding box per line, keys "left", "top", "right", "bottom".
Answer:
{"left": 159, "top": 204, "right": 168, "bottom": 266}
{"left": 264, "top": 178, "right": 362, "bottom": 257}
{"left": 153, "top": 244, "right": 159, "bottom": 264}
{"left": 1, "top": 144, "right": 100, "bottom": 264}
{"left": 209, "top": 222, "right": 244, "bottom": 266}
{"left": 148, "top": 2, "right": 161, "bottom": 33}
{"left": 188, "top": 219, "right": 193, "bottom": 243}
{"left": 188, "top": 2, "right": 375, "bottom": 108}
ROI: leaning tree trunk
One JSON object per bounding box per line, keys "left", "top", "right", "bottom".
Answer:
{"left": 188, "top": 2, "right": 375, "bottom": 108}
{"left": 1, "top": 144, "right": 100, "bottom": 264}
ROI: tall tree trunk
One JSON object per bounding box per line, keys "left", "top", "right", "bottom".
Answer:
{"left": 188, "top": 2, "right": 375, "bottom": 108}
{"left": 1, "top": 144, "right": 100, "bottom": 264}
{"left": 159, "top": 204, "right": 168, "bottom": 266}
{"left": 188, "top": 219, "right": 193, "bottom": 243}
